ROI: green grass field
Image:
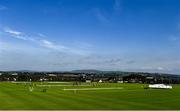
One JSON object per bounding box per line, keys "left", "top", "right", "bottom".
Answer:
{"left": 0, "top": 82, "right": 180, "bottom": 110}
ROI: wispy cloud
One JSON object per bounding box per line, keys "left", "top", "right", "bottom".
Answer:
{"left": 3, "top": 27, "right": 91, "bottom": 55}
{"left": 0, "top": 5, "right": 8, "bottom": 11}
{"left": 40, "top": 39, "right": 66, "bottom": 50}
{"left": 38, "top": 33, "right": 46, "bottom": 37}
{"left": 93, "top": 8, "right": 109, "bottom": 23}
{"left": 92, "top": 0, "right": 122, "bottom": 24}
{"left": 40, "top": 39, "right": 58, "bottom": 49}
{"left": 4, "top": 27, "right": 28, "bottom": 40}
{"left": 4, "top": 27, "right": 23, "bottom": 36}
{"left": 3, "top": 27, "right": 66, "bottom": 50}
{"left": 157, "top": 66, "right": 164, "bottom": 71}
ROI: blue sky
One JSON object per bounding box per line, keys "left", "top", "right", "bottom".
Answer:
{"left": 0, "top": 0, "right": 180, "bottom": 73}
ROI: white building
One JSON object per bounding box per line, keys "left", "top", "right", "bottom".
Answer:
{"left": 13, "top": 78, "right": 17, "bottom": 81}
{"left": 48, "top": 74, "right": 57, "bottom": 77}
{"left": 12, "top": 73, "right": 18, "bottom": 76}
{"left": 149, "top": 84, "right": 172, "bottom": 89}
{"left": 117, "top": 81, "right": 123, "bottom": 83}
{"left": 99, "top": 80, "right": 102, "bottom": 83}
{"left": 86, "top": 80, "right": 91, "bottom": 83}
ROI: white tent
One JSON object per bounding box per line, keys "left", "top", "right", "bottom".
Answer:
{"left": 99, "top": 80, "right": 102, "bottom": 83}
{"left": 149, "top": 84, "right": 172, "bottom": 89}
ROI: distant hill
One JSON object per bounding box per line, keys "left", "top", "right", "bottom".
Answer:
{"left": 71, "top": 69, "right": 102, "bottom": 73}
{"left": 71, "top": 69, "right": 125, "bottom": 75}
{"left": 1, "top": 70, "right": 40, "bottom": 72}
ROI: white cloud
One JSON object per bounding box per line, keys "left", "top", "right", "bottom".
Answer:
{"left": 40, "top": 40, "right": 57, "bottom": 49}
{"left": 4, "top": 27, "right": 23, "bottom": 36}
{"left": 38, "top": 33, "right": 46, "bottom": 37}
{"left": 40, "top": 39, "right": 66, "bottom": 50}
{"left": 1, "top": 40, "right": 179, "bottom": 72}
{"left": 157, "top": 67, "right": 164, "bottom": 71}
{"left": 3, "top": 27, "right": 28, "bottom": 40}
{"left": 3, "top": 27, "right": 91, "bottom": 55}
{"left": 38, "top": 38, "right": 92, "bottom": 55}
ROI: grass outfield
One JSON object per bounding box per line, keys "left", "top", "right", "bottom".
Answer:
{"left": 0, "top": 82, "right": 180, "bottom": 110}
